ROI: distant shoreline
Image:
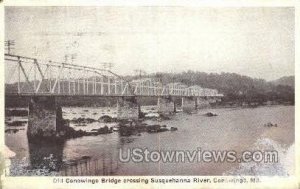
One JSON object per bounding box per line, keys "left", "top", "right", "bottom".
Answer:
{"left": 211, "top": 101, "right": 294, "bottom": 109}
{"left": 5, "top": 102, "right": 294, "bottom": 110}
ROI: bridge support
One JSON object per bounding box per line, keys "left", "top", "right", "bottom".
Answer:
{"left": 196, "top": 97, "right": 211, "bottom": 109}
{"left": 207, "top": 97, "right": 217, "bottom": 104}
{"left": 117, "top": 97, "right": 140, "bottom": 120}
{"left": 157, "top": 97, "right": 176, "bottom": 114}
{"left": 27, "top": 96, "right": 63, "bottom": 140}
{"left": 182, "top": 97, "right": 197, "bottom": 113}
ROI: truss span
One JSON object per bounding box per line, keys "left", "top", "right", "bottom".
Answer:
{"left": 5, "top": 54, "right": 223, "bottom": 97}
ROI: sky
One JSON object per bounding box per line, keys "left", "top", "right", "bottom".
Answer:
{"left": 5, "top": 6, "right": 294, "bottom": 81}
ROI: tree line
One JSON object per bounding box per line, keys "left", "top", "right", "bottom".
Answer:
{"left": 145, "top": 71, "right": 294, "bottom": 105}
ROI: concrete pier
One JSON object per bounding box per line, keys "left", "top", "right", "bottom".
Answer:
{"left": 117, "top": 97, "right": 140, "bottom": 120}
{"left": 207, "top": 97, "right": 217, "bottom": 104}
{"left": 182, "top": 97, "right": 197, "bottom": 113}
{"left": 157, "top": 97, "right": 176, "bottom": 114}
{"left": 196, "top": 97, "right": 211, "bottom": 109}
{"left": 27, "top": 96, "right": 63, "bottom": 139}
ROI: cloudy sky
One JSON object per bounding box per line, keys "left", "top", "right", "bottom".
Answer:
{"left": 5, "top": 6, "right": 294, "bottom": 80}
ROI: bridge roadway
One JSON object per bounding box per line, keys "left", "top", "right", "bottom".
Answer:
{"left": 5, "top": 53, "right": 223, "bottom": 140}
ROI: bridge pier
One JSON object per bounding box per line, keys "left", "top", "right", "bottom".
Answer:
{"left": 27, "top": 96, "right": 63, "bottom": 140}
{"left": 182, "top": 97, "right": 197, "bottom": 113}
{"left": 196, "top": 97, "right": 211, "bottom": 109}
{"left": 157, "top": 97, "right": 176, "bottom": 114}
{"left": 117, "top": 97, "right": 140, "bottom": 120}
{"left": 207, "top": 97, "right": 217, "bottom": 103}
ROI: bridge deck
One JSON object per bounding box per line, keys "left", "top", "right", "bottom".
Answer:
{"left": 5, "top": 93, "right": 223, "bottom": 98}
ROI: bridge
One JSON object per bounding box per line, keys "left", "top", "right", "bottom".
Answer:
{"left": 5, "top": 53, "right": 223, "bottom": 139}
{"left": 5, "top": 54, "right": 223, "bottom": 97}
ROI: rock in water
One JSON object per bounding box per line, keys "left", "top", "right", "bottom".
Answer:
{"left": 204, "top": 112, "right": 217, "bottom": 117}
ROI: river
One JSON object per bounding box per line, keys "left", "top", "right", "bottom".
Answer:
{"left": 5, "top": 105, "right": 294, "bottom": 176}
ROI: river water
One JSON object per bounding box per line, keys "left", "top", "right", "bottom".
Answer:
{"left": 5, "top": 105, "right": 294, "bottom": 176}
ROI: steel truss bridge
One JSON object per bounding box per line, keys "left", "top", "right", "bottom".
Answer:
{"left": 5, "top": 54, "right": 223, "bottom": 98}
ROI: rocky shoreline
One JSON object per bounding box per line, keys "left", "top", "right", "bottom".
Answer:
{"left": 59, "top": 114, "right": 179, "bottom": 139}
{"left": 4, "top": 108, "right": 224, "bottom": 139}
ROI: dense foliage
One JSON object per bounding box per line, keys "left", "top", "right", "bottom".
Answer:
{"left": 147, "top": 71, "right": 294, "bottom": 105}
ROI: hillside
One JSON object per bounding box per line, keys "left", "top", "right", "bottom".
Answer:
{"left": 146, "top": 71, "right": 294, "bottom": 105}
{"left": 271, "top": 76, "right": 294, "bottom": 88}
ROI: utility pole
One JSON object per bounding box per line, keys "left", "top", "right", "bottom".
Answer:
{"left": 155, "top": 73, "right": 163, "bottom": 83}
{"left": 64, "top": 54, "right": 69, "bottom": 63}
{"left": 70, "top": 53, "right": 77, "bottom": 63}
{"left": 33, "top": 46, "right": 38, "bottom": 56}
{"left": 5, "top": 40, "right": 15, "bottom": 54}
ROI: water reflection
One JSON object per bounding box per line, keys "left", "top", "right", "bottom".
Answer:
{"left": 28, "top": 140, "right": 65, "bottom": 172}
{"left": 27, "top": 129, "right": 130, "bottom": 175}
{"left": 60, "top": 152, "right": 120, "bottom": 176}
